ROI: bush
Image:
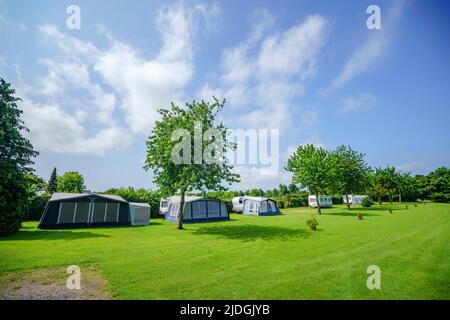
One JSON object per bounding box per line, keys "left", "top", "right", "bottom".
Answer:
{"left": 306, "top": 216, "right": 319, "bottom": 231}
{"left": 26, "top": 195, "right": 50, "bottom": 221}
{"left": 277, "top": 200, "right": 285, "bottom": 209}
{"left": 361, "top": 197, "right": 372, "bottom": 208}
{"left": 331, "top": 196, "right": 343, "bottom": 205}
{"left": 357, "top": 213, "right": 363, "bottom": 220}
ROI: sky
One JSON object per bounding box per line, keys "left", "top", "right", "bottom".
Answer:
{"left": 1, "top": 0, "right": 449, "bottom": 191}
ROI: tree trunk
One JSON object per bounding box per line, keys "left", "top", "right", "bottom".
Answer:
{"left": 316, "top": 194, "right": 321, "bottom": 215}
{"left": 398, "top": 193, "right": 402, "bottom": 203}
{"left": 345, "top": 194, "right": 351, "bottom": 210}
{"left": 177, "top": 191, "right": 185, "bottom": 230}
{"left": 388, "top": 192, "right": 392, "bottom": 205}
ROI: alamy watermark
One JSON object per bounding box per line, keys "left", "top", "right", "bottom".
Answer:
{"left": 366, "top": 265, "right": 381, "bottom": 290}
{"left": 171, "top": 122, "right": 280, "bottom": 174}
{"left": 66, "top": 5, "right": 81, "bottom": 30}
{"left": 66, "top": 265, "right": 81, "bottom": 289}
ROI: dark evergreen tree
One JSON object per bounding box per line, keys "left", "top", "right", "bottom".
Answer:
{"left": 0, "top": 78, "right": 39, "bottom": 236}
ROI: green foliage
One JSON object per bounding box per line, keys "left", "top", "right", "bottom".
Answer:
{"left": 306, "top": 215, "right": 319, "bottom": 231}
{"left": 375, "top": 166, "right": 399, "bottom": 203}
{"left": 328, "top": 145, "right": 371, "bottom": 209}
{"left": 26, "top": 195, "right": 51, "bottom": 221}
{"left": 47, "top": 167, "right": 58, "bottom": 194}
{"left": 361, "top": 197, "right": 373, "bottom": 207}
{"left": 102, "top": 187, "right": 162, "bottom": 218}
{"left": 277, "top": 200, "right": 285, "bottom": 209}
{"left": 331, "top": 196, "right": 344, "bottom": 205}
{"left": 286, "top": 144, "right": 332, "bottom": 214}
{"left": 144, "top": 98, "right": 240, "bottom": 228}
{"left": 0, "top": 78, "right": 39, "bottom": 236}
{"left": 57, "top": 171, "right": 85, "bottom": 193}
{"left": 424, "top": 167, "right": 450, "bottom": 203}
{"left": 357, "top": 213, "right": 363, "bottom": 220}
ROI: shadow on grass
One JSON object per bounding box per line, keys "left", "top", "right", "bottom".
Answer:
{"left": 0, "top": 229, "right": 110, "bottom": 241}
{"left": 322, "top": 211, "right": 381, "bottom": 217}
{"left": 193, "top": 224, "right": 310, "bottom": 242}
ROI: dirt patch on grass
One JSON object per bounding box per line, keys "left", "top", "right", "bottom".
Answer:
{"left": 0, "top": 266, "right": 113, "bottom": 300}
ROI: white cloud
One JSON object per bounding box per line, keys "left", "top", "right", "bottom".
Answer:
{"left": 231, "top": 166, "right": 292, "bottom": 190}
{"left": 339, "top": 94, "right": 376, "bottom": 113}
{"left": 18, "top": 1, "right": 213, "bottom": 155}
{"left": 329, "top": 0, "right": 405, "bottom": 90}
{"left": 199, "top": 13, "right": 329, "bottom": 130}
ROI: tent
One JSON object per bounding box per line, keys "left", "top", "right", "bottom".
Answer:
{"left": 242, "top": 197, "right": 280, "bottom": 216}
{"left": 129, "top": 202, "right": 151, "bottom": 226}
{"left": 165, "top": 196, "right": 229, "bottom": 223}
{"left": 38, "top": 192, "right": 148, "bottom": 229}
{"left": 308, "top": 195, "right": 333, "bottom": 208}
{"left": 343, "top": 195, "right": 368, "bottom": 205}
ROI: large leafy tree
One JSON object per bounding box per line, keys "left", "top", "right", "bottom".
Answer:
{"left": 425, "top": 167, "right": 450, "bottom": 202}
{"left": 329, "top": 145, "right": 372, "bottom": 209}
{"left": 57, "top": 171, "right": 85, "bottom": 193}
{"left": 286, "top": 144, "right": 331, "bottom": 214}
{"left": 144, "top": 98, "right": 240, "bottom": 229}
{"left": 374, "top": 166, "right": 398, "bottom": 204}
{"left": 0, "top": 78, "right": 39, "bottom": 235}
{"left": 47, "top": 167, "right": 58, "bottom": 194}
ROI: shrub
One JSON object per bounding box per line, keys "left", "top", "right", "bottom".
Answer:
{"left": 357, "top": 213, "right": 363, "bottom": 220}
{"left": 277, "top": 200, "right": 285, "bottom": 209}
{"left": 361, "top": 197, "right": 372, "bottom": 208}
{"left": 306, "top": 216, "right": 319, "bottom": 231}
{"left": 26, "top": 195, "right": 50, "bottom": 221}
{"left": 414, "top": 203, "right": 417, "bottom": 207}
{"left": 388, "top": 208, "right": 393, "bottom": 214}
{"left": 331, "top": 196, "right": 343, "bottom": 205}
{"left": 405, "top": 205, "right": 409, "bottom": 210}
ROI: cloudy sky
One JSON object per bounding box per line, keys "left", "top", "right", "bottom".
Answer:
{"left": 1, "top": 0, "right": 449, "bottom": 191}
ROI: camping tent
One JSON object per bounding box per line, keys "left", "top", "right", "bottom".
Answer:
{"left": 129, "top": 202, "right": 151, "bottom": 226}
{"left": 308, "top": 195, "right": 333, "bottom": 208}
{"left": 342, "top": 195, "right": 368, "bottom": 205}
{"left": 242, "top": 197, "right": 280, "bottom": 216}
{"left": 38, "top": 192, "right": 148, "bottom": 229}
{"left": 164, "top": 196, "right": 229, "bottom": 223}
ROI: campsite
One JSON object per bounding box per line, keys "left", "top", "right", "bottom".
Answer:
{"left": 0, "top": 202, "right": 448, "bottom": 299}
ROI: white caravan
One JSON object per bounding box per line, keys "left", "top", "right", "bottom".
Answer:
{"left": 308, "top": 195, "right": 333, "bottom": 208}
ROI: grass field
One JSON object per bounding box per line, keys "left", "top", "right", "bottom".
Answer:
{"left": 0, "top": 203, "right": 449, "bottom": 299}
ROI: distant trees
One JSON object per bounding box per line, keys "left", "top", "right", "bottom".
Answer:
{"left": 47, "top": 167, "right": 58, "bottom": 194}
{"left": 0, "top": 78, "right": 39, "bottom": 235}
{"left": 144, "top": 98, "right": 239, "bottom": 229}
{"left": 422, "top": 167, "right": 450, "bottom": 202}
{"left": 286, "top": 144, "right": 331, "bottom": 214}
{"left": 57, "top": 171, "right": 85, "bottom": 193}
{"left": 329, "top": 145, "right": 371, "bottom": 209}
{"left": 374, "top": 166, "right": 399, "bottom": 204}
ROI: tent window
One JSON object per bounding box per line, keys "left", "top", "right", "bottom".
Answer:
{"left": 192, "top": 201, "right": 207, "bottom": 219}
{"left": 59, "top": 202, "right": 76, "bottom": 223}
{"left": 74, "top": 202, "right": 90, "bottom": 223}
{"left": 92, "top": 202, "right": 106, "bottom": 223}
{"left": 170, "top": 204, "right": 179, "bottom": 218}
{"left": 207, "top": 201, "right": 220, "bottom": 217}
{"left": 249, "top": 202, "right": 254, "bottom": 213}
{"left": 259, "top": 201, "right": 267, "bottom": 213}
{"left": 105, "top": 203, "right": 119, "bottom": 222}
{"left": 134, "top": 207, "right": 149, "bottom": 223}
{"left": 238, "top": 198, "right": 243, "bottom": 204}
{"left": 268, "top": 201, "right": 274, "bottom": 212}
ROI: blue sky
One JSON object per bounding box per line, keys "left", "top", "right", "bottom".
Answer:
{"left": 1, "top": 0, "right": 449, "bottom": 191}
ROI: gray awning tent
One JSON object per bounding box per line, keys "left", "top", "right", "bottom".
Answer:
{"left": 38, "top": 193, "right": 149, "bottom": 229}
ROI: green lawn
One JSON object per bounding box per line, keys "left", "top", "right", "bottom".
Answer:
{"left": 0, "top": 203, "right": 449, "bottom": 299}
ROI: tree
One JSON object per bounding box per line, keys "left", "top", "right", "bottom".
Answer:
{"left": 286, "top": 144, "right": 331, "bottom": 214}
{"left": 329, "top": 145, "right": 371, "bottom": 209}
{"left": 288, "top": 183, "right": 298, "bottom": 193}
{"left": 425, "top": 167, "right": 450, "bottom": 202}
{"left": 25, "top": 172, "right": 46, "bottom": 196}
{"left": 374, "top": 166, "right": 398, "bottom": 204}
{"left": 395, "top": 172, "right": 415, "bottom": 203}
{"left": 47, "top": 167, "right": 58, "bottom": 194}
{"left": 279, "top": 184, "right": 288, "bottom": 195}
{"left": 144, "top": 98, "right": 240, "bottom": 229}
{"left": 0, "top": 78, "right": 39, "bottom": 235}
{"left": 57, "top": 171, "right": 85, "bottom": 193}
